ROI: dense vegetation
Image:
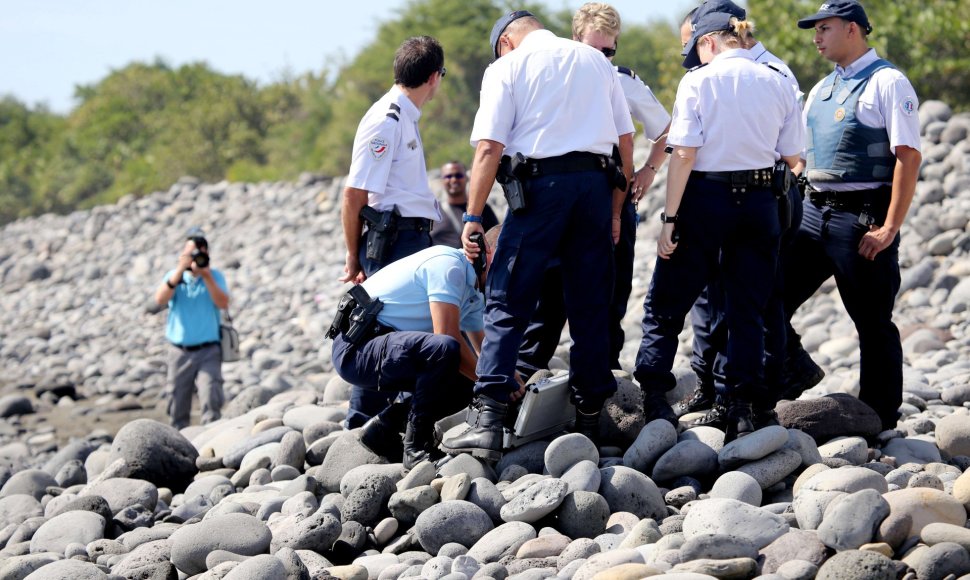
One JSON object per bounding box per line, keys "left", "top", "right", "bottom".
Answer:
{"left": 1, "top": 0, "right": 966, "bottom": 224}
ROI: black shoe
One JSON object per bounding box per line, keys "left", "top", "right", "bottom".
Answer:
{"left": 752, "top": 406, "right": 779, "bottom": 429}
{"left": 779, "top": 347, "right": 824, "bottom": 400}
{"left": 687, "top": 402, "right": 728, "bottom": 430}
{"left": 403, "top": 419, "right": 442, "bottom": 473}
{"left": 574, "top": 408, "right": 602, "bottom": 444}
{"left": 675, "top": 385, "right": 716, "bottom": 417}
{"left": 439, "top": 396, "right": 508, "bottom": 462}
{"left": 642, "top": 390, "right": 678, "bottom": 428}
{"left": 359, "top": 415, "right": 403, "bottom": 459}
{"left": 724, "top": 401, "right": 755, "bottom": 443}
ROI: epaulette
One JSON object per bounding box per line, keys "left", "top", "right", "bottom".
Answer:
{"left": 386, "top": 103, "right": 401, "bottom": 121}
{"left": 763, "top": 62, "right": 789, "bottom": 78}
{"left": 616, "top": 65, "right": 637, "bottom": 80}
{"left": 687, "top": 63, "right": 708, "bottom": 73}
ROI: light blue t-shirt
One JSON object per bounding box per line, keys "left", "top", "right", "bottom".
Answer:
{"left": 163, "top": 269, "right": 229, "bottom": 346}
{"left": 361, "top": 246, "right": 484, "bottom": 333}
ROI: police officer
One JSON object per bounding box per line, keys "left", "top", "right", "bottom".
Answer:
{"left": 431, "top": 161, "right": 500, "bottom": 249}
{"left": 516, "top": 2, "right": 671, "bottom": 381}
{"left": 634, "top": 5, "right": 803, "bottom": 441}
{"left": 440, "top": 10, "right": 635, "bottom": 460}
{"left": 784, "top": 0, "right": 921, "bottom": 432}
{"left": 330, "top": 239, "right": 492, "bottom": 470}
{"left": 341, "top": 35, "right": 445, "bottom": 428}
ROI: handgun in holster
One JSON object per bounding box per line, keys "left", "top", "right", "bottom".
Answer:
{"left": 469, "top": 232, "right": 486, "bottom": 277}
{"left": 360, "top": 205, "right": 400, "bottom": 264}
{"left": 609, "top": 145, "right": 628, "bottom": 192}
{"left": 325, "top": 288, "right": 360, "bottom": 340}
{"left": 497, "top": 153, "right": 527, "bottom": 214}
{"left": 342, "top": 285, "right": 385, "bottom": 346}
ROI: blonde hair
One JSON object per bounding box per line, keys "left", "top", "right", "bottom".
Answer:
{"left": 572, "top": 2, "right": 622, "bottom": 40}
{"left": 708, "top": 17, "right": 756, "bottom": 50}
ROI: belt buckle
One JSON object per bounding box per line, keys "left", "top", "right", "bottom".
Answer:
{"left": 729, "top": 171, "right": 747, "bottom": 188}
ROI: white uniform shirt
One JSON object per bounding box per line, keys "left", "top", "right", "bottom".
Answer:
{"left": 470, "top": 29, "right": 635, "bottom": 159}
{"left": 668, "top": 49, "right": 804, "bottom": 172}
{"left": 748, "top": 41, "right": 803, "bottom": 103}
{"left": 802, "top": 48, "right": 921, "bottom": 192}
{"left": 346, "top": 85, "right": 441, "bottom": 220}
{"left": 617, "top": 68, "right": 671, "bottom": 141}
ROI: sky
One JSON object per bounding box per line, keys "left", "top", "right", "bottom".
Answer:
{"left": 0, "top": 0, "right": 701, "bottom": 115}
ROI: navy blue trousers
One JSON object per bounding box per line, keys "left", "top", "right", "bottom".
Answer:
{"left": 515, "top": 194, "right": 637, "bottom": 377}
{"left": 345, "top": 229, "right": 432, "bottom": 428}
{"left": 783, "top": 196, "right": 902, "bottom": 427}
{"left": 333, "top": 331, "right": 469, "bottom": 424}
{"left": 634, "top": 177, "right": 780, "bottom": 402}
{"left": 691, "top": 184, "right": 804, "bottom": 403}
{"left": 477, "top": 170, "right": 617, "bottom": 410}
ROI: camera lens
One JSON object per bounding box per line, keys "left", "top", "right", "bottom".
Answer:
{"left": 192, "top": 250, "right": 209, "bottom": 268}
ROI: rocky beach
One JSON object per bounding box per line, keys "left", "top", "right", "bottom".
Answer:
{"left": 0, "top": 99, "right": 969, "bottom": 579}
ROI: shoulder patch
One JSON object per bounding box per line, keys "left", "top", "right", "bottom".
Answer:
{"left": 616, "top": 65, "right": 637, "bottom": 79}
{"left": 369, "top": 136, "right": 389, "bottom": 160}
{"left": 899, "top": 96, "right": 916, "bottom": 116}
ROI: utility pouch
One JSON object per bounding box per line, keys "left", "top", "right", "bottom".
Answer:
{"left": 772, "top": 161, "right": 794, "bottom": 196}
{"left": 497, "top": 153, "right": 527, "bottom": 214}
{"left": 361, "top": 205, "right": 400, "bottom": 264}
{"left": 342, "top": 286, "right": 385, "bottom": 346}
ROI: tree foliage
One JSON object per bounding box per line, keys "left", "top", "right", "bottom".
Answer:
{"left": 0, "top": 0, "right": 966, "bottom": 224}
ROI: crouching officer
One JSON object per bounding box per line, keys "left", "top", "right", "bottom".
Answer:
{"left": 633, "top": 5, "right": 803, "bottom": 442}
{"left": 328, "top": 236, "right": 495, "bottom": 470}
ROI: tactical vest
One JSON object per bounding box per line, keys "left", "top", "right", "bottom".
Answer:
{"left": 805, "top": 59, "right": 896, "bottom": 184}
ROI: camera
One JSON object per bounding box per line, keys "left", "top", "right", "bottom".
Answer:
{"left": 191, "top": 250, "right": 210, "bottom": 268}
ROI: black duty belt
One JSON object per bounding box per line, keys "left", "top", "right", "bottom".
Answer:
{"left": 518, "top": 152, "right": 611, "bottom": 179}
{"left": 173, "top": 341, "right": 219, "bottom": 352}
{"left": 396, "top": 217, "right": 433, "bottom": 231}
{"left": 692, "top": 168, "right": 773, "bottom": 188}
{"left": 808, "top": 186, "right": 891, "bottom": 213}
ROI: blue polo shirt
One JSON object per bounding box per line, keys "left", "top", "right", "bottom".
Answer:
{"left": 163, "top": 269, "right": 228, "bottom": 346}
{"left": 361, "top": 246, "right": 484, "bottom": 333}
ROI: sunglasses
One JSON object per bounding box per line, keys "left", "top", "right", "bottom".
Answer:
{"left": 443, "top": 173, "right": 466, "bottom": 180}
{"left": 601, "top": 47, "right": 616, "bottom": 58}
{"left": 439, "top": 66, "right": 447, "bottom": 78}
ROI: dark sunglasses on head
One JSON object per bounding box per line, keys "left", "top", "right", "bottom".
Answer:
{"left": 443, "top": 173, "right": 465, "bottom": 179}
{"left": 601, "top": 47, "right": 616, "bottom": 58}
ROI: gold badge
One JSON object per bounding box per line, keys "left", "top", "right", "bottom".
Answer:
{"left": 834, "top": 107, "right": 846, "bottom": 122}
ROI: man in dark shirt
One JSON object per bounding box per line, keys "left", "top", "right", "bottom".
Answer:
{"left": 431, "top": 161, "right": 499, "bottom": 248}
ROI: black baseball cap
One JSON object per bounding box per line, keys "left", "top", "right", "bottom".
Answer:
{"left": 692, "top": 0, "right": 746, "bottom": 22}
{"left": 489, "top": 10, "right": 534, "bottom": 60}
{"left": 797, "top": 0, "right": 872, "bottom": 33}
{"left": 681, "top": 10, "right": 737, "bottom": 69}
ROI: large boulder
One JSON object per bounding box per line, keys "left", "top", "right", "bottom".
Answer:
{"left": 776, "top": 394, "right": 883, "bottom": 442}
{"left": 107, "top": 419, "right": 199, "bottom": 492}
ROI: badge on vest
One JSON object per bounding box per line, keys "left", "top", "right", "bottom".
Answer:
{"left": 369, "top": 137, "right": 389, "bottom": 160}
{"left": 834, "top": 107, "right": 846, "bottom": 122}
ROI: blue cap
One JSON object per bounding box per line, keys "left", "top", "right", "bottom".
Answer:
{"left": 681, "top": 10, "right": 738, "bottom": 69}
{"left": 797, "top": 0, "right": 872, "bottom": 33}
{"left": 489, "top": 10, "right": 534, "bottom": 60}
{"left": 692, "top": 0, "right": 746, "bottom": 21}
{"left": 185, "top": 226, "right": 207, "bottom": 240}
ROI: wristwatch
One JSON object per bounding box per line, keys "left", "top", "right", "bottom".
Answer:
{"left": 462, "top": 212, "right": 482, "bottom": 223}
{"left": 660, "top": 211, "right": 678, "bottom": 223}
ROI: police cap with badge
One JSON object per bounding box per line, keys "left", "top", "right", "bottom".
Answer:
{"left": 681, "top": 0, "right": 746, "bottom": 69}
{"left": 797, "top": 0, "right": 872, "bottom": 33}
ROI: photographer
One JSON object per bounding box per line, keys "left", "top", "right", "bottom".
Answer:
{"left": 154, "top": 227, "right": 230, "bottom": 429}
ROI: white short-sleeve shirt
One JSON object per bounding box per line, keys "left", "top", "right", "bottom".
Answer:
{"left": 346, "top": 85, "right": 441, "bottom": 220}
{"left": 617, "top": 67, "right": 671, "bottom": 142}
{"left": 667, "top": 49, "right": 804, "bottom": 172}
{"left": 748, "top": 41, "right": 803, "bottom": 103}
{"left": 802, "top": 48, "right": 922, "bottom": 192}
{"left": 470, "top": 29, "right": 635, "bottom": 159}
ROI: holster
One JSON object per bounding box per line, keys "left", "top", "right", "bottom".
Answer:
{"left": 609, "top": 145, "right": 628, "bottom": 192}
{"left": 361, "top": 206, "right": 400, "bottom": 264}
{"left": 497, "top": 154, "right": 527, "bottom": 214}
{"left": 331, "top": 285, "right": 385, "bottom": 346}
{"left": 773, "top": 161, "right": 794, "bottom": 232}
{"left": 326, "top": 288, "right": 360, "bottom": 340}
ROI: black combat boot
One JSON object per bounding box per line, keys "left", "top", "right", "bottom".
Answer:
{"left": 752, "top": 404, "right": 780, "bottom": 429}
{"left": 642, "top": 389, "right": 679, "bottom": 428}
{"left": 723, "top": 400, "right": 755, "bottom": 443}
{"left": 402, "top": 418, "right": 441, "bottom": 473}
{"left": 674, "top": 378, "right": 716, "bottom": 417}
{"left": 439, "top": 395, "right": 508, "bottom": 462}
{"left": 358, "top": 398, "right": 408, "bottom": 459}
{"left": 687, "top": 398, "right": 728, "bottom": 430}
{"left": 573, "top": 407, "right": 602, "bottom": 444}
{"left": 779, "top": 345, "right": 825, "bottom": 401}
